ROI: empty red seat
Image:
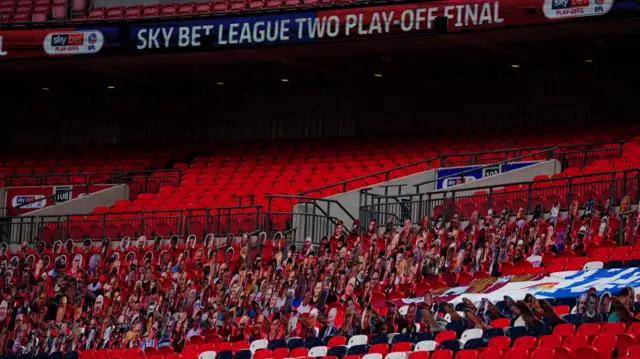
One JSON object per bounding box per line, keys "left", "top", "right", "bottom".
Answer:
{"left": 178, "top": 3, "right": 194, "bottom": 13}
{"left": 105, "top": 6, "right": 123, "bottom": 17}
{"left": 88, "top": 6, "right": 105, "bottom": 18}
{"left": 161, "top": 4, "right": 177, "bottom": 14}
{"left": 124, "top": 5, "right": 141, "bottom": 16}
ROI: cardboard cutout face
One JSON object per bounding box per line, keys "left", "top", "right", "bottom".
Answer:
{"left": 187, "top": 235, "right": 197, "bottom": 249}
{"left": 52, "top": 241, "right": 62, "bottom": 256}
{"left": 126, "top": 251, "right": 136, "bottom": 265}
{"left": 226, "top": 234, "right": 235, "bottom": 247}
{"left": 120, "top": 237, "right": 131, "bottom": 252}
{"left": 26, "top": 254, "right": 35, "bottom": 269}
{"left": 273, "top": 232, "right": 283, "bottom": 248}
{"left": 204, "top": 234, "right": 214, "bottom": 250}
{"left": 549, "top": 203, "right": 560, "bottom": 224}
{"left": 89, "top": 254, "right": 101, "bottom": 275}
{"left": 159, "top": 250, "right": 170, "bottom": 267}
{"left": 144, "top": 251, "right": 153, "bottom": 265}
{"left": 55, "top": 254, "right": 67, "bottom": 269}
{"left": 154, "top": 236, "right": 163, "bottom": 251}
{"left": 65, "top": 239, "right": 74, "bottom": 254}
{"left": 101, "top": 238, "right": 111, "bottom": 255}
{"left": 9, "top": 255, "right": 19, "bottom": 269}
{"left": 42, "top": 255, "right": 51, "bottom": 270}
{"left": 585, "top": 199, "right": 595, "bottom": 216}
{"left": 598, "top": 218, "right": 609, "bottom": 235}
{"left": 70, "top": 253, "right": 83, "bottom": 271}
{"left": 83, "top": 238, "right": 93, "bottom": 252}
{"left": 136, "top": 236, "right": 147, "bottom": 250}
{"left": 36, "top": 241, "right": 46, "bottom": 255}
{"left": 620, "top": 196, "right": 631, "bottom": 213}
{"left": 225, "top": 247, "right": 234, "bottom": 263}
{"left": 194, "top": 249, "right": 204, "bottom": 265}
{"left": 170, "top": 236, "right": 179, "bottom": 248}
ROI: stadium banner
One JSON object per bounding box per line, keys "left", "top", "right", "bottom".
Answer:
{"left": 435, "top": 161, "right": 537, "bottom": 189}
{"left": 4, "top": 184, "right": 115, "bottom": 215}
{"left": 395, "top": 267, "right": 640, "bottom": 306}
{"left": 0, "top": 0, "right": 626, "bottom": 60}
{"left": 5, "top": 187, "right": 53, "bottom": 215}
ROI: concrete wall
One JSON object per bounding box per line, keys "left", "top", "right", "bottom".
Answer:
{"left": 26, "top": 184, "right": 129, "bottom": 216}
{"left": 292, "top": 169, "right": 438, "bottom": 242}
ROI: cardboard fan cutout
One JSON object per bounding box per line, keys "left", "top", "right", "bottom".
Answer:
{"left": 36, "top": 241, "right": 46, "bottom": 255}
{"left": 225, "top": 233, "right": 235, "bottom": 247}
{"left": 88, "top": 253, "right": 101, "bottom": 275}
{"left": 26, "top": 254, "right": 35, "bottom": 269}
{"left": 52, "top": 240, "right": 63, "bottom": 256}
{"left": 258, "top": 231, "right": 267, "bottom": 245}
{"left": 120, "top": 237, "right": 131, "bottom": 252}
{"left": 153, "top": 236, "right": 163, "bottom": 251}
{"left": 549, "top": 203, "right": 560, "bottom": 225}
{"left": 65, "top": 239, "right": 74, "bottom": 254}
{"left": 187, "top": 234, "right": 197, "bottom": 250}
{"left": 581, "top": 198, "right": 595, "bottom": 220}
{"left": 273, "top": 232, "right": 283, "bottom": 249}
{"left": 136, "top": 236, "right": 147, "bottom": 251}
{"left": 144, "top": 251, "right": 154, "bottom": 265}
{"left": 204, "top": 233, "right": 214, "bottom": 250}
{"left": 42, "top": 254, "right": 51, "bottom": 270}
{"left": 101, "top": 238, "right": 111, "bottom": 257}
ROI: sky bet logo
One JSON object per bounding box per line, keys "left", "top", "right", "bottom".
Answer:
{"left": 552, "top": 0, "right": 590, "bottom": 8}
{"left": 50, "top": 33, "right": 85, "bottom": 47}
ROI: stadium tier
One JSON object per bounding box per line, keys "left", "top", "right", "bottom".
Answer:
{"left": 2, "top": 5, "right": 640, "bottom": 359}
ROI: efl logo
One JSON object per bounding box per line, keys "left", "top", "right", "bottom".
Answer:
{"left": 543, "top": 0, "right": 613, "bottom": 18}
{"left": 11, "top": 195, "right": 46, "bottom": 209}
{"left": 43, "top": 31, "right": 104, "bottom": 56}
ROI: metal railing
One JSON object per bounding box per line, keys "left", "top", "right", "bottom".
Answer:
{"left": 0, "top": 140, "right": 625, "bottom": 246}
{"left": 299, "top": 141, "right": 623, "bottom": 197}
{"left": 265, "top": 194, "right": 354, "bottom": 244}
{"left": 359, "top": 168, "right": 640, "bottom": 227}
{"left": 0, "top": 204, "right": 265, "bottom": 244}
{"left": 3, "top": 169, "right": 180, "bottom": 190}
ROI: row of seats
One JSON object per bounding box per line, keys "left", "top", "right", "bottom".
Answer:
{"left": 93, "top": 137, "right": 629, "bottom": 219}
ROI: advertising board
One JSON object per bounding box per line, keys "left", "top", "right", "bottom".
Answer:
{"left": 435, "top": 161, "right": 538, "bottom": 189}
{"left": 4, "top": 185, "right": 115, "bottom": 215}
{"left": 0, "top": 0, "right": 627, "bottom": 60}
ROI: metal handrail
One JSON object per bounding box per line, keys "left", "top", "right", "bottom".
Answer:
{"left": 265, "top": 194, "right": 357, "bottom": 223}
{"left": 9, "top": 169, "right": 182, "bottom": 214}
{"left": 358, "top": 168, "right": 640, "bottom": 228}
{"left": 365, "top": 167, "right": 637, "bottom": 202}
{"left": 298, "top": 156, "right": 440, "bottom": 196}
{"left": 299, "top": 140, "right": 623, "bottom": 197}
